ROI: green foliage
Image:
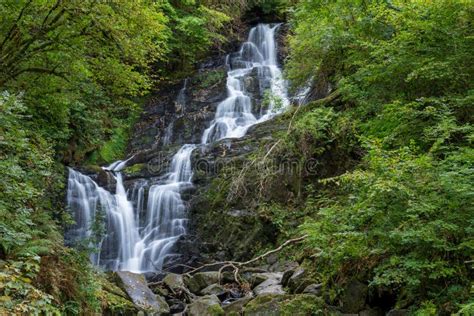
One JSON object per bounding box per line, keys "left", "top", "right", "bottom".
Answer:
{"left": 303, "top": 144, "right": 473, "bottom": 309}
{"left": 0, "top": 0, "right": 171, "bottom": 163}
{"left": 159, "top": 1, "right": 230, "bottom": 75}
{"left": 282, "top": 0, "right": 474, "bottom": 312}
{"left": 251, "top": 0, "right": 293, "bottom": 18}
{"left": 0, "top": 92, "right": 56, "bottom": 254}
{"left": 244, "top": 294, "right": 325, "bottom": 315}
{"left": 0, "top": 255, "right": 59, "bottom": 315}
{"left": 0, "top": 1, "right": 235, "bottom": 313}
{"left": 262, "top": 89, "right": 285, "bottom": 112}
{"left": 87, "top": 127, "right": 128, "bottom": 164}
{"left": 195, "top": 69, "right": 227, "bottom": 89}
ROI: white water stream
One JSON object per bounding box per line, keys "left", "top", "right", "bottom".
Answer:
{"left": 66, "top": 24, "right": 289, "bottom": 272}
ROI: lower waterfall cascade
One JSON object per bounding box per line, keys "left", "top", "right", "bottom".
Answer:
{"left": 66, "top": 23, "right": 289, "bottom": 273}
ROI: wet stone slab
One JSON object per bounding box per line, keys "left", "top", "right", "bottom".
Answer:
{"left": 116, "top": 271, "right": 169, "bottom": 314}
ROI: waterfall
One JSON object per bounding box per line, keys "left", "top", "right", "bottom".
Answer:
{"left": 66, "top": 23, "right": 288, "bottom": 272}
{"left": 201, "top": 23, "right": 288, "bottom": 144}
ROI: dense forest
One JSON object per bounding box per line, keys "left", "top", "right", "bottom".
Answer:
{"left": 0, "top": 0, "right": 472, "bottom": 315}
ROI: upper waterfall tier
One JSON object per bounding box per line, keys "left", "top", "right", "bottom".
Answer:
{"left": 201, "top": 24, "right": 288, "bottom": 144}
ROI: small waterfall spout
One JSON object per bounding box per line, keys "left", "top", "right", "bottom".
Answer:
{"left": 66, "top": 23, "right": 288, "bottom": 272}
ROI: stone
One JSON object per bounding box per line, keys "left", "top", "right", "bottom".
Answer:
{"left": 200, "top": 283, "right": 226, "bottom": 296}
{"left": 303, "top": 283, "right": 322, "bottom": 296}
{"left": 243, "top": 294, "right": 288, "bottom": 316}
{"left": 223, "top": 296, "right": 253, "bottom": 315}
{"left": 341, "top": 280, "right": 368, "bottom": 313}
{"left": 243, "top": 294, "right": 325, "bottom": 316}
{"left": 185, "top": 271, "right": 220, "bottom": 294}
{"left": 250, "top": 273, "right": 270, "bottom": 288}
{"left": 188, "top": 294, "right": 224, "bottom": 316}
{"left": 286, "top": 267, "right": 315, "bottom": 293}
{"left": 115, "top": 271, "right": 169, "bottom": 315}
{"left": 167, "top": 298, "right": 186, "bottom": 314}
{"left": 153, "top": 285, "right": 169, "bottom": 297}
{"left": 163, "top": 273, "right": 185, "bottom": 292}
{"left": 253, "top": 273, "right": 285, "bottom": 296}
{"left": 281, "top": 268, "right": 295, "bottom": 287}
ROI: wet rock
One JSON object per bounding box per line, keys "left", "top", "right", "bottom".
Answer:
{"left": 163, "top": 273, "right": 185, "bottom": 292}
{"left": 185, "top": 271, "right": 220, "bottom": 294}
{"left": 96, "top": 168, "right": 116, "bottom": 191}
{"left": 281, "top": 263, "right": 298, "bottom": 287}
{"left": 115, "top": 271, "right": 169, "bottom": 314}
{"left": 341, "top": 280, "right": 368, "bottom": 313}
{"left": 288, "top": 267, "right": 312, "bottom": 293}
{"left": 167, "top": 298, "right": 186, "bottom": 314}
{"left": 223, "top": 296, "right": 253, "bottom": 315}
{"left": 153, "top": 286, "right": 169, "bottom": 298}
{"left": 201, "top": 283, "right": 226, "bottom": 296}
{"left": 250, "top": 273, "right": 270, "bottom": 288}
{"left": 253, "top": 273, "right": 285, "bottom": 296}
{"left": 303, "top": 283, "right": 322, "bottom": 296}
{"left": 188, "top": 294, "right": 224, "bottom": 316}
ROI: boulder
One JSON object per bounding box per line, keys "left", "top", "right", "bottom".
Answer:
{"left": 244, "top": 294, "right": 325, "bottom": 316}
{"left": 281, "top": 269, "right": 295, "bottom": 287}
{"left": 185, "top": 271, "right": 220, "bottom": 294}
{"left": 223, "top": 296, "right": 253, "bottom": 315}
{"left": 253, "top": 273, "right": 285, "bottom": 296}
{"left": 287, "top": 267, "right": 306, "bottom": 290}
{"left": 286, "top": 267, "right": 315, "bottom": 293}
{"left": 163, "top": 273, "right": 185, "bottom": 292}
{"left": 303, "top": 283, "right": 323, "bottom": 296}
{"left": 244, "top": 294, "right": 288, "bottom": 316}
{"left": 115, "top": 271, "right": 169, "bottom": 315}
{"left": 167, "top": 298, "right": 186, "bottom": 314}
{"left": 188, "top": 294, "right": 224, "bottom": 316}
{"left": 250, "top": 273, "right": 270, "bottom": 288}
{"left": 201, "top": 283, "right": 226, "bottom": 296}
{"left": 341, "top": 280, "right": 368, "bottom": 313}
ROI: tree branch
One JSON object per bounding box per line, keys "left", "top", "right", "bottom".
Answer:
{"left": 0, "top": 0, "right": 33, "bottom": 50}
{"left": 183, "top": 235, "right": 308, "bottom": 278}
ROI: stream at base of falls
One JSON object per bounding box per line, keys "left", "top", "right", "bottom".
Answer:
{"left": 66, "top": 23, "right": 289, "bottom": 273}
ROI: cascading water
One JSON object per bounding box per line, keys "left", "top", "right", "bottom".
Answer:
{"left": 67, "top": 145, "right": 195, "bottom": 272}
{"left": 66, "top": 23, "right": 288, "bottom": 272}
{"left": 201, "top": 23, "right": 288, "bottom": 144}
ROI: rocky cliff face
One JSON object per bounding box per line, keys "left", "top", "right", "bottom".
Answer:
{"left": 116, "top": 24, "right": 291, "bottom": 270}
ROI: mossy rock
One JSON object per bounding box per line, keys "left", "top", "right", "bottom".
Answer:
{"left": 188, "top": 294, "right": 224, "bottom": 316}
{"left": 244, "top": 294, "right": 326, "bottom": 316}
{"left": 123, "top": 163, "right": 145, "bottom": 175}
{"left": 185, "top": 272, "right": 220, "bottom": 294}
{"left": 98, "top": 275, "right": 138, "bottom": 315}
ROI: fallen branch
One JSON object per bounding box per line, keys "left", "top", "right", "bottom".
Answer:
{"left": 240, "top": 235, "right": 308, "bottom": 266}
{"left": 184, "top": 235, "right": 308, "bottom": 281}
